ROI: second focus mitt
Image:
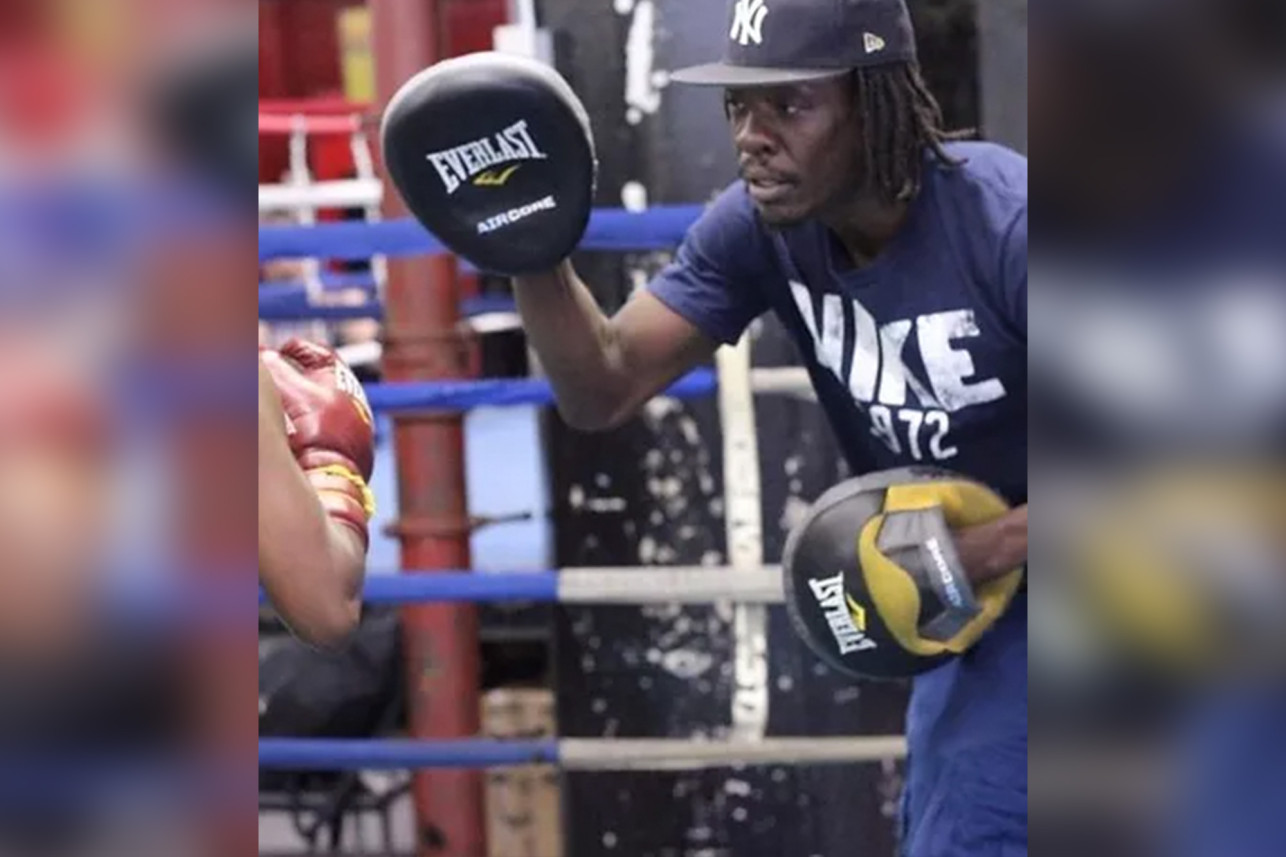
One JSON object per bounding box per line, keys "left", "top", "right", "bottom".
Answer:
{"left": 381, "top": 51, "right": 597, "bottom": 276}
{"left": 783, "top": 467, "right": 1024, "bottom": 680}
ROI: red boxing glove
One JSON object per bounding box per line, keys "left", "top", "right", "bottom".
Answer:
{"left": 260, "top": 340, "right": 376, "bottom": 546}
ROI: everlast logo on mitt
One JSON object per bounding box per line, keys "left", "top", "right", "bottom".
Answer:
{"left": 425, "top": 119, "right": 549, "bottom": 195}
{"left": 808, "top": 573, "right": 876, "bottom": 654}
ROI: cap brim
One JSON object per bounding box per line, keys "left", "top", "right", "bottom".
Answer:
{"left": 668, "top": 63, "right": 850, "bottom": 87}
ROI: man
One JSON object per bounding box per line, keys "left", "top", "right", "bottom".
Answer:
{"left": 259, "top": 339, "right": 376, "bottom": 649}
{"left": 510, "top": 0, "right": 1027, "bottom": 853}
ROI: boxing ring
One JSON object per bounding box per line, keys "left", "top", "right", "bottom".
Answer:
{"left": 258, "top": 102, "right": 905, "bottom": 850}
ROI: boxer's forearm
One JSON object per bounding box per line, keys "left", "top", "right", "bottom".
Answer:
{"left": 512, "top": 261, "right": 633, "bottom": 428}
{"left": 258, "top": 367, "right": 363, "bottom": 648}
{"left": 513, "top": 262, "right": 717, "bottom": 431}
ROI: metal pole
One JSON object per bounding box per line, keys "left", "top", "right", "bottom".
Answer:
{"left": 372, "top": 2, "right": 484, "bottom": 856}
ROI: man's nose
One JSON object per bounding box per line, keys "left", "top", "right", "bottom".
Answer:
{"left": 733, "top": 109, "right": 777, "bottom": 156}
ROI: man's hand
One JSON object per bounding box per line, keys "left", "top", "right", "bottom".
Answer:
{"left": 260, "top": 340, "right": 376, "bottom": 547}
{"left": 954, "top": 505, "right": 1029, "bottom": 586}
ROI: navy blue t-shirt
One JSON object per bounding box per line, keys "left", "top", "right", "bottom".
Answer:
{"left": 651, "top": 141, "right": 1027, "bottom": 503}
{"left": 649, "top": 140, "right": 1029, "bottom": 846}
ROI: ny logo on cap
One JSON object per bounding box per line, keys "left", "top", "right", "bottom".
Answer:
{"left": 730, "top": 0, "right": 769, "bottom": 47}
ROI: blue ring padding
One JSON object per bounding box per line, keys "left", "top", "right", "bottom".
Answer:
{"left": 363, "top": 368, "right": 716, "bottom": 412}
{"left": 259, "top": 738, "right": 559, "bottom": 770}
{"left": 258, "top": 206, "right": 704, "bottom": 262}
{"left": 258, "top": 572, "right": 560, "bottom": 606}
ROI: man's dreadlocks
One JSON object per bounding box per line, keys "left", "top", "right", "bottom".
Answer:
{"left": 853, "top": 62, "right": 973, "bottom": 204}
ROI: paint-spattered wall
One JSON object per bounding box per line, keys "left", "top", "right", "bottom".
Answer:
{"left": 541, "top": 1, "right": 983, "bottom": 853}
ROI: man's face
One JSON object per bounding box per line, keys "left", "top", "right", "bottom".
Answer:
{"left": 725, "top": 77, "right": 862, "bottom": 225}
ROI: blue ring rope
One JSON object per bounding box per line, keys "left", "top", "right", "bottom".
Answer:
{"left": 259, "top": 572, "right": 560, "bottom": 607}
{"left": 258, "top": 287, "right": 516, "bottom": 322}
{"left": 258, "top": 206, "right": 703, "bottom": 262}
{"left": 362, "top": 368, "right": 716, "bottom": 412}
{"left": 259, "top": 738, "right": 559, "bottom": 770}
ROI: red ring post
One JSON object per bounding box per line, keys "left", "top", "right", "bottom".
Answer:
{"left": 373, "top": 3, "right": 485, "bottom": 855}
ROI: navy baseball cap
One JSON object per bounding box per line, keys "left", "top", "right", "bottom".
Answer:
{"left": 671, "top": 0, "right": 917, "bottom": 87}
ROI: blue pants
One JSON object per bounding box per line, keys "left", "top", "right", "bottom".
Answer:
{"left": 900, "top": 598, "right": 1028, "bottom": 857}
{"left": 900, "top": 740, "right": 1027, "bottom": 857}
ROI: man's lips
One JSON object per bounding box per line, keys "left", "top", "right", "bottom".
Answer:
{"left": 745, "top": 176, "right": 794, "bottom": 203}
{"left": 742, "top": 166, "right": 796, "bottom": 201}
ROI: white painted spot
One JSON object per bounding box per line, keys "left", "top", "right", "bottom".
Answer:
{"left": 661, "top": 648, "right": 714, "bottom": 679}
{"left": 586, "top": 496, "right": 627, "bottom": 513}
{"left": 777, "top": 674, "right": 795, "bottom": 692}
{"left": 612, "top": 0, "right": 633, "bottom": 13}
{"left": 644, "top": 449, "right": 664, "bottom": 469}
{"left": 780, "top": 495, "right": 811, "bottom": 532}
{"left": 592, "top": 697, "right": 607, "bottom": 713}
{"left": 834, "top": 686, "right": 861, "bottom": 704}
{"left": 638, "top": 535, "right": 657, "bottom": 563}
{"left": 623, "top": 0, "right": 663, "bottom": 124}
{"left": 784, "top": 454, "right": 803, "bottom": 476}
{"left": 621, "top": 180, "right": 648, "bottom": 212}
{"left": 642, "top": 396, "right": 682, "bottom": 420}
{"left": 646, "top": 647, "right": 662, "bottom": 664}
{"left": 595, "top": 472, "right": 612, "bottom": 489}
{"left": 660, "top": 476, "right": 683, "bottom": 498}
{"left": 789, "top": 478, "right": 803, "bottom": 493}
{"left": 771, "top": 769, "right": 787, "bottom": 783}
{"left": 724, "top": 778, "right": 752, "bottom": 796}
{"left": 701, "top": 551, "right": 723, "bottom": 566}
{"left": 733, "top": 807, "right": 748, "bottom": 822}
{"left": 679, "top": 416, "right": 701, "bottom": 445}
{"left": 569, "top": 484, "right": 585, "bottom": 509}
{"left": 627, "top": 265, "right": 650, "bottom": 294}
{"left": 602, "top": 831, "right": 619, "bottom": 849}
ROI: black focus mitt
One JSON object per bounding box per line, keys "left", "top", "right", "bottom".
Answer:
{"left": 381, "top": 51, "right": 597, "bottom": 276}
{"left": 783, "top": 467, "right": 1024, "bottom": 680}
